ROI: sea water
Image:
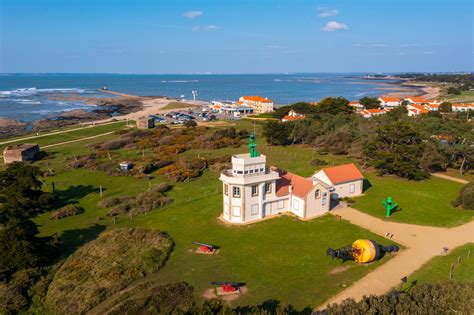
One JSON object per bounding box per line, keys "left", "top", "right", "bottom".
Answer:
{"left": 0, "top": 73, "right": 397, "bottom": 122}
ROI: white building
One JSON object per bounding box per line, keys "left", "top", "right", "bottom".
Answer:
{"left": 349, "top": 101, "right": 365, "bottom": 111}
{"left": 239, "top": 96, "right": 274, "bottom": 113}
{"left": 282, "top": 109, "right": 305, "bottom": 122}
{"left": 219, "top": 134, "right": 364, "bottom": 224}
{"left": 359, "top": 108, "right": 388, "bottom": 118}
{"left": 452, "top": 103, "right": 474, "bottom": 112}
{"left": 378, "top": 97, "right": 401, "bottom": 109}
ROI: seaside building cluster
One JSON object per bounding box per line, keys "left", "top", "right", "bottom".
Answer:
{"left": 210, "top": 95, "right": 274, "bottom": 117}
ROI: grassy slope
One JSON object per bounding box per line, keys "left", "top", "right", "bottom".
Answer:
{"left": 161, "top": 102, "right": 199, "bottom": 110}
{"left": 352, "top": 173, "right": 473, "bottom": 227}
{"left": 408, "top": 243, "right": 474, "bottom": 284}
{"left": 441, "top": 90, "right": 474, "bottom": 103}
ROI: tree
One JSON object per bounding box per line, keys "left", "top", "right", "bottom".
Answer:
{"left": 359, "top": 97, "right": 381, "bottom": 109}
{"left": 364, "top": 121, "right": 428, "bottom": 180}
{"left": 0, "top": 163, "right": 58, "bottom": 280}
{"left": 262, "top": 121, "right": 292, "bottom": 145}
{"left": 419, "top": 143, "right": 446, "bottom": 172}
{"left": 184, "top": 120, "right": 197, "bottom": 128}
{"left": 447, "top": 87, "right": 461, "bottom": 95}
{"left": 315, "top": 97, "right": 353, "bottom": 115}
{"left": 451, "top": 182, "right": 474, "bottom": 210}
{"left": 439, "top": 101, "right": 453, "bottom": 112}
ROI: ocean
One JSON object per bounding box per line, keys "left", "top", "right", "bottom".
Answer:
{"left": 0, "top": 73, "right": 397, "bottom": 122}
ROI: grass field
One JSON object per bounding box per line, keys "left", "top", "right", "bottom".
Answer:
{"left": 440, "top": 90, "right": 474, "bottom": 103}
{"left": 0, "top": 121, "right": 129, "bottom": 153}
{"left": 161, "top": 101, "right": 199, "bottom": 110}
{"left": 351, "top": 173, "right": 473, "bottom": 227}
{"left": 408, "top": 243, "right": 474, "bottom": 284}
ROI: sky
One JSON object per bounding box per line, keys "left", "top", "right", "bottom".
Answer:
{"left": 0, "top": 0, "right": 473, "bottom": 73}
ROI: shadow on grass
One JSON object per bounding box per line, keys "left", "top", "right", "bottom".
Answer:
{"left": 59, "top": 224, "right": 106, "bottom": 258}
{"left": 363, "top": 179, "right": 372, "bottom": 191}
{"left": 54, "top": 184, "right": 101, "bottom": 207}
{"left": 235, "top": 299, "right": 312, "bottom": 315}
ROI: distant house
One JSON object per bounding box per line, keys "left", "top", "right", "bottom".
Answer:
{"left": 452, "top": 103, "right": 474, "bottom": 112}
{"left": 136, "top": 116, "right": 155, "bottom": 129}
{"left": 282, "top": 109, "right": 305, "bottom": 122}
{"left": 221, "top": 106, "right": 254, "bottom": 117}
{"left": 3, "top": 144, "right": 39, "bottom": 164}
{"left": 349, "top": 101, "right": 365, "bottom": 111}
{"left": 312, "top": 163, "right": 364, "bottom": 200}
{"left": 378, "top": 97, "right": 401, "bottom": 109}
{"left": 407, "top": 104, "right": 430, "bottom": 116}
{"left": 423, "top": 103, "right": 440, "bottom": 111}
{"left": 405, "top": 96, "right": 430, "bottom": 104}
{"left": 239, "top": 95, "right": 274, "bottom": 113}
{"left": 359, "top": 108, "right": 388, "bottom": 118}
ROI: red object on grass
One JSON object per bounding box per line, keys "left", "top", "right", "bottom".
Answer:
{"left": 199, "top": 245, "right": 212, "bottom": 252}
{"left": 222, "top": 284, "right": 237, "bottom": 292}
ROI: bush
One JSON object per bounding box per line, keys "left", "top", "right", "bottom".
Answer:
{"left": 50, "top": 205, "right": 84, "bottom": 220}
{"left": 97, "top": 196, "right": 133, "bottom": 208}
{"left": 45, "top": 228, "right": 173, "bottom": 314}
{"left": 310, "top": 158, "right": 328, "bottom": 167}
{"left": 451, "top": 182, "right": 474, "bottom": 210}
{"left": 159, "top": 158, "right": 207, "bottom": 182}
{"left": 184, "top": 120, "right": 197, "bottom": 128}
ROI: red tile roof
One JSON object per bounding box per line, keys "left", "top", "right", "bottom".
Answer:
{"left": 241, "top": 95, "right": 273, "bottom": 103}
{"left": 406, "top": 96, "right": 429, "bottom": 103}
{"left": 379, "top": 97, "right": 400, "bottom": 102}
{"left": 408, "top": 104, "right": 429, "bottom": 113}
{"left": 282, "top": 115, "right": 304, "bottom": 121}
{"left": 321, "top": 163, "right": 364, "bottom": 185}
{"left": 274, "top": 168, "right": 314, "bottom": 198}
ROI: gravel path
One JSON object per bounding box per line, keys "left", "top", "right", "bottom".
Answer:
{"left": 431, "top": 173, "right": 469, "bottom": 184}
{"left": 319, "top": 207, "right": 474, "bottom": 309}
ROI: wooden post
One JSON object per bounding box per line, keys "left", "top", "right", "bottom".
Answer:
{"left": 100, "top": 185, "right": 103, "bottom": 198}
{"left": 148, "top": 180, "right": 151, "bottom": 190}
{"left": 107, "top": 150, "right": 111, "bottom": 160}
{"left": 457, "top": 256, "right": 461, "bottom": 265}
{"left": 113, "top": 216, "right": 116, "bottom": 225}
{"left": 468, "top": 250, "right": 471, "bottom": 259}
{"left": 52, "top": 181, "right": 55, "bottom": 193}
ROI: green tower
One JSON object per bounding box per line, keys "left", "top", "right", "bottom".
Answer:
{"left": 383, "top": 197, "right": 398, "bottom": 217}
{"left": 249, "top": 132, "right": 259, "bottom": 158}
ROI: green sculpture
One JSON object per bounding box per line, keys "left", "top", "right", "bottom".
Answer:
{"left": 249, "top": 132, "right": 259, "bottom": 158}
{"left": 383, "top": 197, "right": 398, "bottom": 217}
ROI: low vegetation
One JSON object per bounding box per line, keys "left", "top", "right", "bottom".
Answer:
{"left": 45, "top": 228, "right": 173, "bottom": 314}
{"left": 451, "top": 182, "right": 474, "bottom": 210}
{"left": 50, "top": 204, "right": 84, "bottom": 219}
{"left": 323, "top": 281, "right": 473, "bottom": 314}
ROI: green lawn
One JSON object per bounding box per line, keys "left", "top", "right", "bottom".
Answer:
{"left": 441, "top": 90, "right": 474, "bottom": 103}
{"left": 408, "top": 243, "right": 474, "bottom": 284}
{"left": 352, "top": 172, "right": 473, "bottom": 227}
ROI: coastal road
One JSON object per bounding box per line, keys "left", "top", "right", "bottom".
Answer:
{"left": 318, "top": 207, "right": 474, "bottom": 310}
{"left": 431, "top": 173, "right": 469, "bottom": 184}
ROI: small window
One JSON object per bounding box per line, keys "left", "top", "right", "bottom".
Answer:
{"left": 249, "top": 169, "right": 254, "bottom": 174}
{"left": 251, "top": 185, "right": 258, "bottom": 196}
{"left": 293, "top": 199, "right": 299, "bottom": 211}
{"left": 251, "top": 204, "right": 259, "bottom": 215}
{"left": 264, "top": 182, "right": 271, "bottom": 194}
{"left": 232, "top": 206, "right": 241, "bottom": 216}
{"left": 315, "top": 189, "right": 321, "bottom": 199}
{"left": 224, "top": 184, "right": 229, "bottom": 196}
{"left": 260, "top": 168, "right": 264, "bottom": 172}
{"left": 237, "top": 170, "right": 243, "bottom": 174}
{"left": 349, "top": 183, "right": 355, "bottom": 194}
{"left": 244, "top": 170, "right": 248, "bottom": 174}
{"left": 233, "top": 187, "right": 241, "bottom": 198}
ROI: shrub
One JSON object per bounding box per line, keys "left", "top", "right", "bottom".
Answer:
{"left": 50, "top": 205, "right": 84, "bottom": 220}
{"left": 451, "top": 182, "right": 474, "bottom": 210}
{"left": 97, "top": 196, "right": 133, "bottom": 208}
{"left": 45, "top": 228, "right": 173, "bottom": 314}
{"left": 100, "top": 138, "right": 133, "bottom": 150}
{"left": 310, "top": 158, "right": 328, "bottom": 167}
{"left": 159, "top": 158, "right": 207, "bottom": 182}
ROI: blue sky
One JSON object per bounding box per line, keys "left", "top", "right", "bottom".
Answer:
{"left": 1, "top": 0, "right": 472, "bottom": 73}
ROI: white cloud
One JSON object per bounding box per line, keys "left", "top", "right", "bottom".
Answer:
{"left": 323, "top": 21, "right": 348, "bottom": 32}
{"left": 318, "top": 8, "right": 339, "bottom": 18}
{"left": 204, "top": 25, "right": 219, "bottom": 31}
{"left": 183, "top": 10, "right": 203, "bottom": 19}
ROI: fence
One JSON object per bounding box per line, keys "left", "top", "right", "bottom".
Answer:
{"left": 449, "top": 248, "right": 472, "bottom": 280}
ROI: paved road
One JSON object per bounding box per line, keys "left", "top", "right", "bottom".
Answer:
{"left": 431, "top": 173, "right": 469, "bottom": 184}
{"left": 319, "top": 207, "right": 474, "bottom": 309}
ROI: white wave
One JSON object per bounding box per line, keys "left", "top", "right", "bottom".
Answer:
{"left": 273, "top": 79, "right": 282, "bottom": 82}
{"left": 19, "top": 101, "right": 42, "bottom": 105}
{"left": 160, "top": 80, "right": 199, "bottom": 83}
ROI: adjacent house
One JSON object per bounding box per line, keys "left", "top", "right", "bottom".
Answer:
{"left": 359, "top": 108, "right": 388, "bottom": 118}
{"left": 407, "top": 103, "right": 430, "bottom": 116}
{"left": 219, "top": 134, "right": 364, "bottom": 224}
{"left": 423, "top": 103, "right": 440, "bottom": 111}
{"left": 378, "top": 97, "right": 401, "bottom": 108}
{"left": 239, "top": 96, "right": 274, "bottom": 113}
{"left": 349, "top": 101, "right": 365, "bottom": 111}
{"left": 282, "top": 109, "right": 305, "bottom": 122}
{"left": 405, "top": 96, "right": 430, "bottom": 104}
{"left": 312, "top": 163, "right": 364, "bottom": 200}
{"left": 452, "top": 103, "right": 474, "bottom": 112}
{"left": 136, "top": 116, "right": 155, "bottom": 129}
{"left": 3, "top": 144, "right": 40, "bottom": 164}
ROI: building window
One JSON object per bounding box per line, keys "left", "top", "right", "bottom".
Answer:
{"left": 293, "top": 199, "right": 299, "bottom": 211}
{"left": 233, "top": 186, "right": 241, "bottom": 198}
{"left": 244, "top": 170, "right": 248, "bottom": 174}
{"left": 232, "top": 206, "right": 241, "bottom": 217}
{"left": 349, "top": 183, "right": 355, "bottom": 194}
{"left": 251, "top": 185, "right": 258, "bottom": 196}
{"left": 315, "top": 189, "right": 321, "bottom": 199}
{"left": 224, "top": 184, "right": 229, "bottom": 196}
{"left": 260, "top": 168, "right": 264, "bottom": 172}
{"left": 278, "top": 200, "right": 285, "bottom": 209}
{"left": 249, "top": 169, "right": 254, "bottom": 174}
{"left": 264, "top": 182, "right": 271, "bottom": 194}
{"left": 237, "top": 170, "right": 243, "bottom": 174}
{"left": 251, "top": 204, "right": 259, "bottom": 215}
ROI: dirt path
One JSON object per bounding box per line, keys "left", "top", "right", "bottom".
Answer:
{"left": 431, "top": 173, "right": 469, "bottom": 184}
{"left": 40, "top": 131, "right": 118, "bottom": 149}
{"left": 319, "top": 207, "right": 474, "bottom": 309}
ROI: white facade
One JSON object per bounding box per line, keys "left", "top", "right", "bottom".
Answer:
{"left": 378, "top": 97, "right": 401, "bottom": 109}
{"left": 239, "top": 96, "right": 274, "bottom": 113}
{"left": 219, "top": 153, "right": 331, "bottom": 224}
